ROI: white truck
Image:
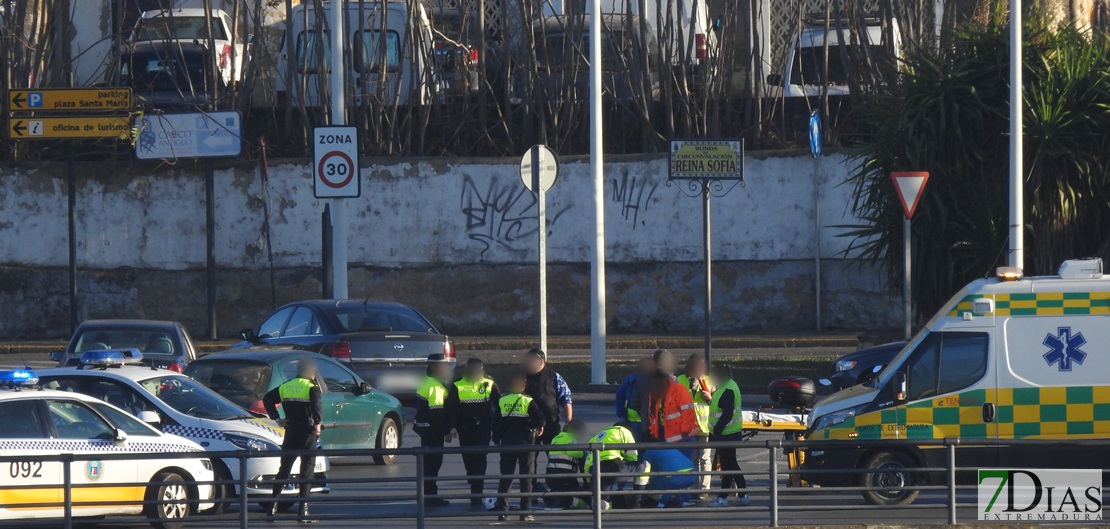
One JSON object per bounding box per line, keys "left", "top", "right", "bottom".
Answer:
{"left": 767, "top": 15, "right": 903, "bottom": 98}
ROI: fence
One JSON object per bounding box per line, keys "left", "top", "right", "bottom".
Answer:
{"left": 2, "top": 437, "right": 1108, "bottom": 528}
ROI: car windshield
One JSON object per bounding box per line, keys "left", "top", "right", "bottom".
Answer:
{"left": 72, "top": 328, "right": 181, "bottom": 357}
{"left": 185, "top": 360, "right": 272, "bottom": 410}
{"left": 135, "top": 16, "right": 228, "bottom": 41}
{"left": 792, "top": 42, "right": 890, "bottom": 87}
{"left": 140, "top": 375, "right": 250, "bottom": 420}
{"left": 331, "top": 307, "right": 434, "bottom": 333}
{"left": 122, "top": 49, "right": 208, "bottom": 94}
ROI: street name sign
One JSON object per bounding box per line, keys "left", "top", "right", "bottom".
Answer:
{"left": 668, "top": 139, "right": 744, "bottom": 181}
{"left": 135, "top": 112, "right": 242, "bottom": 160}
{"left": 313, "top": 126, "right": 360, "bottom": 199}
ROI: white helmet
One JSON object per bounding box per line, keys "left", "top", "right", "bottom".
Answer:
{"left": 483, "top": 497, "right": 499, "bottom": 511}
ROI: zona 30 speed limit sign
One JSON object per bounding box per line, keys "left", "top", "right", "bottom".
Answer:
{"left": 313, "top": 126, "right": 360, "bottom": 198}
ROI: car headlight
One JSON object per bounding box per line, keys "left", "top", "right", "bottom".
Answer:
{"left": 811, "top": 404, "right": 867, "bottom": 432}
{"left": 225, "top": 432, "right": 280, "bottom": 451}
{"left": 834, "top": 359, "right": 858, "bottom": 372}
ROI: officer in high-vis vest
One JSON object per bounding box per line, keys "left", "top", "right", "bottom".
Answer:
{"left": 492, "top": 371, "right": 545, "bottom": 522}
{"left": 707, "top": 363, "right": 750, "bottom": 507}
{"left": 447, "top": 358, "right": 501, "bottom": 505}
{"left": 415, "top": 354, "right": 454, "bottom": 508}
{"left": 584, "top": 422, "right": 645, "bottom": 509}
{"left": 263, "top": 357, "right": 323, "bottom": 522}
{"left": 676, "top": 354, "right": 714, "bottom": 494}
{"left": 544, "top": 419, "right": 588, "bottom": 509}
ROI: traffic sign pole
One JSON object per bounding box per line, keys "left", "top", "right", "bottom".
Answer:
{"left": 330, "top": 0, "right": 349, "bottom": 300}
{"left": 903, "top": 218, "right": 912, "bottom": 340}
{"left": 520, "top": 145, "right": 559, "bottom": 355}
{"left": 891, "top": 171, "right": 930, "bottom": 340}
{"left": 810, "top": 111, "right": 822, "bottom": 332}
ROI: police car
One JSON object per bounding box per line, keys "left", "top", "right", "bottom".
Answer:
{"left": 0, "top": 369, "right": 214, "bottom": 529}
{"left": 37, "top": 350, "right": 329, "bottom": 513}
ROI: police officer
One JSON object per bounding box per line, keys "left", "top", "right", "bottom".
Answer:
{"left": 584, "top": 422, "right": 644, "bottom": 509}
{"left": 447, "top": 358, "right": 500, "bottom": 506}
{"left": 492, "top": 371, "right": 545, "bottom": 522}
{"left": 263, "top": 357, "right": 323, "bottom": 523}
{"left": 415, "top": 354, "right": 454, "bottom": 507}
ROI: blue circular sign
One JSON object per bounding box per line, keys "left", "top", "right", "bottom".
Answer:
{"left": 809, "top": 111, "right": 822, "bottom": 158}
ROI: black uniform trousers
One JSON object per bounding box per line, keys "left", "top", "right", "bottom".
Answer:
{"left": 419, "top": 433, "right": 445, "bottom": 496}
{"left": 497, "top": 447, "right": 536, "bottom": 510}
{"left": 544, "top": 466, "right": 582, "bottom": 508}
{"left": 273, "top": 429, "right": 318, "bottom": 500}
{"left": 458, "top": 426, "right": 492, "bottom": 495}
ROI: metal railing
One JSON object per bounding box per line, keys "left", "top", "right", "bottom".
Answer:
{"left": 2, "top": 437, "right": 1108, "bottom": 528}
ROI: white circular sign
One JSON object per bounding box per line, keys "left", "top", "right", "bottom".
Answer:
{"left": 520, "top": 145, "right": 559, "bottom": 193}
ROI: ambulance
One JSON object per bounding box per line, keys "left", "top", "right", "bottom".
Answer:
{"left": 802, "top": 258, "right": 1110, "bottom": 505}
{"left": 0, "top": 369, "right": 214, "bottom": 528}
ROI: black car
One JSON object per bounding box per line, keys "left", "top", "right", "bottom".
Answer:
{"left": 822, "top": 341, "right": 907, "bottom": 392}
{"left": 234, "top": 300, "right": 455, "bottom": 396}
{"left": 50, "top": 319, "right": 198, "bottom": 371}
{"left": 120, "top": 41, "right": 220, "bottom": 111}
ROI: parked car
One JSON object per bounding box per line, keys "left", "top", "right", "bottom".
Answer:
{"left": 820, "top": 341, "right": 907, "bottom": 392}
{"left": 131, "top": 8, "right": 246, "bottom": 86}
{"left": 185, "top": 349, "right": 404, "bottom": 464}
{"left": 119, "top": 41, "right": 219, "bottom": 110}
{"left": 767, "top": 14, "right": 902, "bottom": 98}
{"left": 234, "top": 300, "right": 455, "bottom": 396}
{"left": 50, "top": 320, "right": 198, "bottom": 371}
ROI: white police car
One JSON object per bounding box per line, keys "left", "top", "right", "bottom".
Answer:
{"left": 0, "top": 369, "right": 214, "bottom": 529}
{"left": 37, "top": 350, "right": 329, "bottom": 513}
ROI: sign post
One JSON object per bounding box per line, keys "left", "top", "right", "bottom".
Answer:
{"left": 520, "top": 145, "right": 559, "bottom": 355}
{"left": 668, "top": 139, "right": 745, "bottom": 367}
{"left": 809, "top": 111, "right": 822, "bottom": 332}
{"left": 891, "top": 171, "right": 930, "bottom": 340}
{"left": 7, "top": 87, "right": 133, "bottom": 333}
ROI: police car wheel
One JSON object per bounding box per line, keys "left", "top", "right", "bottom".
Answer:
{"left": 859, "top": 451, "right": 919, "bottom": 506}
{"left": 144, "top": 472, "right": 192, "bottom": 529}
{"left": 373, "top": 417, "right": 400, "bottom": 465}
{"left": 203, "top": 464, "right": 232, "bottom": 515}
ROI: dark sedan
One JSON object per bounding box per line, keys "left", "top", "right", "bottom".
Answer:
{"left": 50, "top": 319, "right": 198, "bottom": 371}
{"left": 822, "top": 341, "right": 907, "bottom": 392}
{"left": 234, "top": 300, "right": 455, "bottom": 395}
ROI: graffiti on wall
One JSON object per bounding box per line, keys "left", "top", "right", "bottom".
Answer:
{"left": 611, "top": 172, "right": 658, "bottom": 228}
{"left": 460, "top": 176, "right": 570, "bottom": 258}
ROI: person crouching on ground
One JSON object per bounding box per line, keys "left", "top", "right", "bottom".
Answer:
{"left": 544, "top": 419, "right": 588, "bottom": 509}
{"left": 641, "top": 448, "right": 698, "bottom": 508}
{"left": 492, "top": 371, "right": 546, "bottom": 522}
{"left": 584, "top": 421, "right": 645, "bottom": 509}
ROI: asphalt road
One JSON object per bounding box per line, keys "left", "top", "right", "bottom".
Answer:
{"left": 8, "top": 400, "right": 989, "bottom": 529}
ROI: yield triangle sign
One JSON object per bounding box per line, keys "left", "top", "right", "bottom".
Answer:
{"left": 891, "top": 171, "right": 930, "bottom": 219}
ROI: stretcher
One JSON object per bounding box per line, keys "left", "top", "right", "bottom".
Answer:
{"left": 739, "top": 408, "right": 808, "bottom": 486}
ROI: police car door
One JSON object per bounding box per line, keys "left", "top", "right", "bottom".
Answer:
{"left": 0, "top": 399, "right": 61, "bottom": 514}
{"left": 44, "top": 399, "right": 140, "bottom": 515}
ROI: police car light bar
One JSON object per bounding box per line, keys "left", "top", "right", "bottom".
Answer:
{"left": 0, "top": 369, "right": 39, "bottom": 389}
{"left": 79, "top": 349, "right": 144, "bottom": 368}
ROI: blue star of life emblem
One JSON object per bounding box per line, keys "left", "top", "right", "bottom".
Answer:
{"left": 1043, "top": 327, "right": 1087, "bottom": 372}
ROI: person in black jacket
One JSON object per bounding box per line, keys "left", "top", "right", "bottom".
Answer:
{"left": 414, "top": 354, "right": 455, "bottom": 507}
{"left": 492, "top": 371, "right": 546, "bottom": 522}
{"left": 263, "top": 358, "right": 323, "bottom": 522}
{"left": 446, "top": 358, "right": 501, "bottom": 505}
{"left": 521, "top": 349, "right": 573, "bottom": 445}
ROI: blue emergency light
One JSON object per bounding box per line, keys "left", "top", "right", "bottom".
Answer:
{"left": 79, "top": 349, "right": 144, "bottom": 368}
{"left": 0, "top": 369, "right": 39, "bottom": 389}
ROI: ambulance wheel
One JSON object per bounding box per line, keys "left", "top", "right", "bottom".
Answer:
{"left": 144, "top": 472, "right": 191, "bottom": 529}
{"left": 859, "top": 451, "right": 919, "bottom": 506}
{"left": 373, "top": 417, "right": 400, "bottom": 465}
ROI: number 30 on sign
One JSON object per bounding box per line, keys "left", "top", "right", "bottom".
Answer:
{"left": 313, "top": 126, "right": 360, "bottom": 198}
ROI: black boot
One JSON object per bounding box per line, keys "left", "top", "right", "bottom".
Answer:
{"left": 298, "top": 502, "right": 316, "bottom": 524}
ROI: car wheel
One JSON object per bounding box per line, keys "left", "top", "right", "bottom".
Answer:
{"left": 144, "top": 472, "right": 191, "bottom": 529}
{"left": 203, "top": 463, "right": 231, "bottom": 515}
{"left": 859, "top": 451, "right": 920, "bottom": 506}
{"left": 373, "top": 417, "right": 400, "bottom": 465}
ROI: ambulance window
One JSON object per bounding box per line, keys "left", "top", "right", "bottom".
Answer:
{"left": 0, "top": 401, "right": 46, "bottom": 438}
{"left": 46, "top": 400, "right": 116, "bottom": 440}
{"left": 906, "top": 334, "right": 940, "bottom": 401}
{"left": 937, "top": 333, "right": 989, "bottom": 395}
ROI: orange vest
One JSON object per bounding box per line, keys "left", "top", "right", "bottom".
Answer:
{"left": 647, "top": 380, "right": 697, "bottom": 443}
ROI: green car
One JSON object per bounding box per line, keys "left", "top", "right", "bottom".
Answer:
{"left": 185, "top": 349, "right": 404, "bottom": 464}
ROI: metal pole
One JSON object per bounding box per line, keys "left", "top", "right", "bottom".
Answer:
{"left": 903, "top": 218, "right": 912, "bottom": 340}
{"left": 206, "top": 159, "right": 217, "bottom": 339}
{"left": 416, "top": 451, "right": 426, "bottom": 529}
{"left": 589, "top": 0, "right": 607, "bottom": 385}
{"left": 322, "top": 204, "right": 333, "bottom": 299}
{"left": 536, "top": 148, "right": 548, "bottom": 353}
{"left": 1008, "top": 0, "right": 1023, "bottom": 270}
{"left": 813, "top": 156, "right": 822, "bottom": 332}
{"left": 702, "top": 181, "right": 712, "bottom": 367}
{"left": 591, "top": 447, "right": 603, "bottom": 529}
{"left": 63, "top": 454, "right": 73, "bottom": 529}
{"left": 330, "top": 0, "right": 349, "bottom": 299}
{"left": 768, "top": 445, "right": 778, "bottom": 527}
{"left": 947, "top": 442, "right": 957, "bottom": 525}
{"left": 67, "top": 147, "right": 77, "bottom": 334}
{"left": 901, "top": 217, "right": 910, "bottom": 337}
{"left": 239, "top": 455, "right": 249, "bottom": 529}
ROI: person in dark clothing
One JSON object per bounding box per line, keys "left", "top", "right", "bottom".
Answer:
{"left": 544, "top": 419, "right": 589, "bottom": 509}
{"left": 616, "top": 358, "right": 655, "bottom": 441}
{"left": 635, "top": 349, "right": 676, "bottom": 437}
{"left": 446, "top": 358, "right": 501, "bottom": 505}
{"left": 415, "top": 354, "right": 455, "bottom": 507}
{"left": 493, "top": 371, "right": 546, "bottom": 522}
{"left": 707, "top": 364, "right": 750, "bottom": 507}
{"left": 521, "top": 348, "right": 573, "bottom": 445}
{"left": 263, "top": 358, "right": 323, "bottom": 523}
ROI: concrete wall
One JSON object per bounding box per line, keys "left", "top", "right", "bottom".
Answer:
{"left": 0, "top": 150, "right": 899, "bottom": 338}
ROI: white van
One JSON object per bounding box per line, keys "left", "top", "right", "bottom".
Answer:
{"left": 276, "top": 1, "right": 439, "bottom": 107}
{"left": 802, "top": 259, "right": 1110, "bottom": 505}
{"left": 768, "top": 16, "right": 902, "bottom": 98}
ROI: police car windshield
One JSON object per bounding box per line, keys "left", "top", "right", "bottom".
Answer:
{"left": 140, "top": 375, "right": 249, "bottom": 420}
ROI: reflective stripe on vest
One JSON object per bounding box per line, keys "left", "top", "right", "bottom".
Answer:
{"left": 677, "top": 374, "right": 713, "bottom": 435}
{"left": 709, "top": 379, "right": 744, "bottom": 436}
{"left": 588, "top": 425, "right": 637, "bottom": 466}
{"left": 279, "top": 377, "right": 316, "bottom": 403}
{"left": 454, "top": 377, "right": 495, "bottom": 404}
{"left": 626, "top": 408, "right": 641, "bottom": 423}
{"left": 417, "top": 376, "right": 447, "bottom": 409}
{"left": 498, "top": 394, "right": 534, "bottom": 418}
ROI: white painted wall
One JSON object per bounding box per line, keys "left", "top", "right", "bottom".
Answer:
{"left": 0, "top": 150, "right": 862, "bottom": 270}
